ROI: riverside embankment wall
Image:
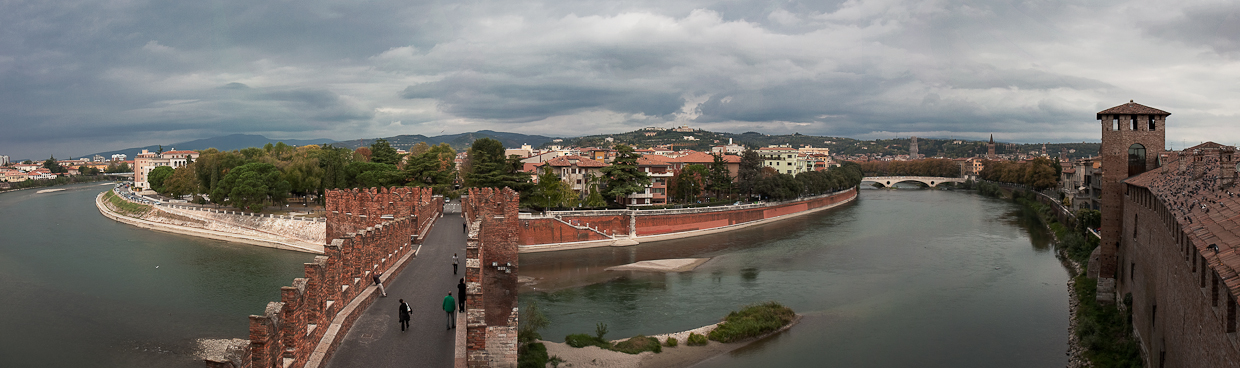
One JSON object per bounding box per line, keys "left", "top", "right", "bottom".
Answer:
{"left": 518, "top": 188, "right": 857, "bottom": 252}
{"left": 203, "top": 187, "right": 442, "bottom": 368}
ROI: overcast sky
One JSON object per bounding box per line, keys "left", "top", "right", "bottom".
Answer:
{"left": 3, "top": 0, "right": 1239, "bottom": 160}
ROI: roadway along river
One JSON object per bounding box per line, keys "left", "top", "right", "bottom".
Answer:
{"left": 0, "top": 183, "right": 309, "bottom": 367}
{"left": 519, "top": 188, "right": 1070, "bottom": 367}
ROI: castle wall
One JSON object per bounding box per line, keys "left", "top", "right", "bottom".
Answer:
{"left": 1120, "top": 184, "right": 1240, "bottom": 368}
{"left": 462, "top": 188, "right": 520, "bottom": 368}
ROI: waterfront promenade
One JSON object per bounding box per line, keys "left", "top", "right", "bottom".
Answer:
{"left": 325, "top": 205, "right": 466, "bottom": 368}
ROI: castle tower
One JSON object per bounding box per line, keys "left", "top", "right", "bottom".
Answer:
{"left": 1096, "top": 100, "right": 1169, "bottom": 302}
{"left": 909, "top": 136, "right": 919, "bottom": 159}
{"left": 987, "top": 135, "right": 996, "bottom": 159}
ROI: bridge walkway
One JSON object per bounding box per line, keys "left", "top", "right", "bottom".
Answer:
{"left": 325, "top": 206, "right": 466, "bottom": 368}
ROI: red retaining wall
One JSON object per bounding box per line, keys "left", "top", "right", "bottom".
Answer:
{"left": 518, "top": 188, "right": 856, "bottom": 246}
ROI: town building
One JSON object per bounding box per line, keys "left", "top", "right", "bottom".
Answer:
{"left": 0, "top": 155, "right": 8, "bottom": 166}
{"left": 133, "top": 149, "right": 200, "bottom": 190}
{"left": 543, "top": 155, "right": 606, "bottom": 194}
{"left": 711, "top": 139, "right": 745, "bottom": 155}
{"left": 757, "top": 145, "right": 809, "bottom": 175}
{"left": 625, "top": 155, "right": 672, "bottom": 206}
{"left": 1094, "top": 101, "right": 1240, "bottom": 367}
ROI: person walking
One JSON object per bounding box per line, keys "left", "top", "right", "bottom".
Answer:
{"left": 452, "top": 253, "right": 459, "bottom": 274}
{"left": 398, "top": 299, "right": 411, "bottom": 332}
{"left": 456, "top": 278, "right": 467, "bottom": 312}
{"left": 372, "top": 270, "right": 386, "bottom": 297}
{"left": 443, "top": 292, "right": 457, "bottom": 330}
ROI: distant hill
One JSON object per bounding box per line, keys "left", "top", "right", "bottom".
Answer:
{"left": 81, "top": 134, "right": 336, "bottom": 160}
{"left": 332, "top": 130, "right": 557, "bottom": 152}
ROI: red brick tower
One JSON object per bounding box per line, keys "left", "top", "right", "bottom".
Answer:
{"left": 1096, "top": 100, "right": 1169, "bottom": 302}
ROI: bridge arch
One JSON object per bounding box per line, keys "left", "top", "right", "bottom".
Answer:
{"left": 861, "top": 176, "right": 965, "bottom": 188}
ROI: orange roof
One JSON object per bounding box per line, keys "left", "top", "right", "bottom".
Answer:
{"left": 637, "top": 154, "right": 671, "bottom": 166}
{"left": 1096, "top": 101, "right": 1170, "bottom": 116}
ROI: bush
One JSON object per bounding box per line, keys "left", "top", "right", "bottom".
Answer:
{"left": 611, "top": 335, "right": 661, "bottom": 354}
{"left": 518, "top": 342, "right": 548, "bottom": 368}
{"left": 565, "top": 333, "right": 609, "bottom": 349}
{"left": 707, "top": 302, "right": 796, "bottom": 343}
{"left": 664, "top": 337, "right": 678, "bottom": 347}
{"left": 686, "top": 332, "right": 708, "bottom": 346}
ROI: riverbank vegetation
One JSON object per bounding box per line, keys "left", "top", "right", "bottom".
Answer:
{"left": 1001, "top": 188, "right": 1141, "bottom": 367}
{"left": 708, "top": 302, "right": 796, "bottom": 343}
{"left": 103, "top": 190, "right": 151, "bottom": 216}
{"left": 978, "top": 157, "right": 1061, "bottom": 190}
{"left": 857, "top": 158, "right": 962, "bottom": 177}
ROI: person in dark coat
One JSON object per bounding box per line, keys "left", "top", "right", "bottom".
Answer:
{"left": 456, "top": 278, "right": 467, "bottom": 312}
{"left": 398, "top": 299, "right": 411, "bottom": 331}
{"left": 372, "top": 270, "right": 386, "bottom": 297}
{"left": 443, "top": 292, "right": 456, "bottom": 330}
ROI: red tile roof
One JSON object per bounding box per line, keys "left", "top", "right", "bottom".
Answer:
{"left": 1097, "top": 101, "right": 1171, "bottom": 116}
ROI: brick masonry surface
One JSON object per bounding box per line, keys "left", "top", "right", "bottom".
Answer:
{"left": 204, "top": 187, "right": 442, "bottom": 368}
{"left": 462, "top": 188, "right": 520, "bottom": 368}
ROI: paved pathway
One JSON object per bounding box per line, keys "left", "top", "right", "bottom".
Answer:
{"left": 325, "top": 208, "right": 467, "bottom": 368}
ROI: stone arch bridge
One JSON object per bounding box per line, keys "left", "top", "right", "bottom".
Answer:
{"left": 862, "top": 176, "right": 966, "bottom": 188}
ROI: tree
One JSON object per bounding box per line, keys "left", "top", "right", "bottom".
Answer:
{"left": 42, "top": 156, "right": 67, "bottom": 174}
{"left": 671, "top": 164, "right": 709, "bottom": 203}
{"left": 163, "top": 165, "right": 201, "bottom": 198}
{"left": 370, "top": 138, "right": 404, "bottom": 166}
{"left": 211, "top": 162, "right": 290, "bottom": 211}
{"left": 344, "top": 162, "right": 403, "bottom": 188}
{"left": 707, "top": 153, "right": 734, "bottom": 199}
{"left": 78, "top": 165, "right": 101, "bottom": 176}
{"left": 736, "top": 149, "right": 763, "bottom": 199}
{"left": 464, "top": 138, "right": 532, "bottom": 193}
{"left": 529, "top": 166, "right": 579, "bottom": 210}
{"left": 147, "top": 166, "right": 175, "bottom": 193}
{"left": 598, "top": 144, "right": 650, "bottom": 205}
{"left": 404, "top": 143, "right": 457, "bottom": 192}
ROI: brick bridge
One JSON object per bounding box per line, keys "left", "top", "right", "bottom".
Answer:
{"left": 202, "top": 186, "right": 522, "bottom": 368}
{"left": 862, "top": 176, "right": 965, "bottom": 188}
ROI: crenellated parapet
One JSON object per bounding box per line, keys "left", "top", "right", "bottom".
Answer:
{"left": 462, "top": 187, "right": 520, "bottom": 368}
{"left": 207, "top": 187, "right": 442, "bottom": 368}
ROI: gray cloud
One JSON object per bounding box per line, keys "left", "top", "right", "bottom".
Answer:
{"left": 0, "top": 0, "right": 1236, "bottom": 160}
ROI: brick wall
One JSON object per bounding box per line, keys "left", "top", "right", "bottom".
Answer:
{"left": 1119, "top": 184, "right": 1240, "bottom": 368}
{"left": 462, "top": 188, "right": 520, "bottom": 368}
{"left": 516, "top": 188, "right": 857, "bottom": 246}
{"left": 205, "top": 187, "right": 441, "bottom": 368}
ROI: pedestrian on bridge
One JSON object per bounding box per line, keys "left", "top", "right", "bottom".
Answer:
{"left": 452, "top": 253, "right": 458, "bottom": 274}
{"left": 443, "top": 292, "right": 456, "bottom": 330}
{"left": 398, "top": 299, "right": 411, "bottom": 331}
{"left": 457, "top": 278, "right": 467, "bottom": 312}
{"left": 372, "top": 270, "right": 386, "bottom": 297}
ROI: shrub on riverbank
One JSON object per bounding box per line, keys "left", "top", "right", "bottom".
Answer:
{"left": 686, "top": 332, "right": 708, "bottom": 346}
{"left": 612, "top": 335, "right": 661, "bottom": 354}
{"left": 664, "top": 337, "right": 677, "bottom": 347}
{"left": 708, "top": 302, "right": 796, "bottom": 343}
{"left": 518, "top": 342, "right": 548, "bottom": 368}
{"left": 565, "top": 333, "right": 609, "bottom": 349}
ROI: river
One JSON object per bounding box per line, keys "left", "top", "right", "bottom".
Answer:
{"left": 0, "top": 183, "right": 309, "bottom": 367}
{"left": 519, "top": 189, "right": 1070, "bottom": 367}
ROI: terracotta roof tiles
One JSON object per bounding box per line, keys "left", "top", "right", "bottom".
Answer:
{"left": 1097, "top": 101, "right": 1171, "bottom": 116}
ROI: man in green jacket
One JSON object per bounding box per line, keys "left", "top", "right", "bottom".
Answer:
{"left": 443, "top": 292, "right": 456, "bottom": 330}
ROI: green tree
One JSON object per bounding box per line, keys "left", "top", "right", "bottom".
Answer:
{"left": 599, "top": 144, "right": 650, "bottom": 205}
{"left": 369, "top": 138, "right": 404, "bottom": 166}
{"left": 736, "top": 149, "right": 763, "bottom": 199}
{"left": 464, "top": 138, "right": 531, "bottom": 193}
{"left": 529, "top": 166, "right": 578, "bottom": 210}
{"left": 147, "top": 166, "right": 175, "bottom": 193}
{"left": 671, "top": 164, "right": 709, "bottom": 203}
{"left": 707, "top": 153, "right": 733, "bottom": 199}
{"left": 404, "top": 143, "right": 457, "bottom": 192}
{"left": 42, "top": 156, "right": 67, "bottom": 174}
{"left": 211, "top": 162, "right": 290, "bottom": 211}
{"left": 78, "top": 165, "right": 101, "bottom": 176}
{"left": 163, "top": 165, "right": 201, "bottom": 198}
{"left": 345, "top": 162, "right": 403, "bottom": 188}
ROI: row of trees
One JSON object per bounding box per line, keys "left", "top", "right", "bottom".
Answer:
{"left": 978, "top": 157, "right": 1061, "bottom": 190}
{"left": 857, "top": 158, "right": 962, "bottom": 178}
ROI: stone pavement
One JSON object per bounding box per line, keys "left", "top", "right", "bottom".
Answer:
{"left": 325, "top": 210, "right": 467, "bottom": 368}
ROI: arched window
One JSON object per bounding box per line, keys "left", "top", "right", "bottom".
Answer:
{"left": 1129, "top": 143, "right": 1147, "bottom": 177}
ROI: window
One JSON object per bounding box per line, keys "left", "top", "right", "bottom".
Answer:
{"left": 1130, "top": 262, "right": 1135, "bottom": 281}
{"left": 1112, "top": 117, "right": 1119, "bottom": 131}
{"left": 1148, "top": 116, "right": 1156, "bottom": 131}
{"left": 1129, "top": 144, "right": 1147, "bottom": 177}
{"left": 1131, "top": 115, "right": 1138, "bottom": 131}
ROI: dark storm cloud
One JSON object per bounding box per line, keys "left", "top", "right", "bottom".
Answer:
{"left": 401, "top": 74, "right": 683, "bottom": 122}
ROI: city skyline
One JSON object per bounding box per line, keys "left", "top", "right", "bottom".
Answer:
{"left": 3, "top": 0, "right": 1239, "bottom": 160}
